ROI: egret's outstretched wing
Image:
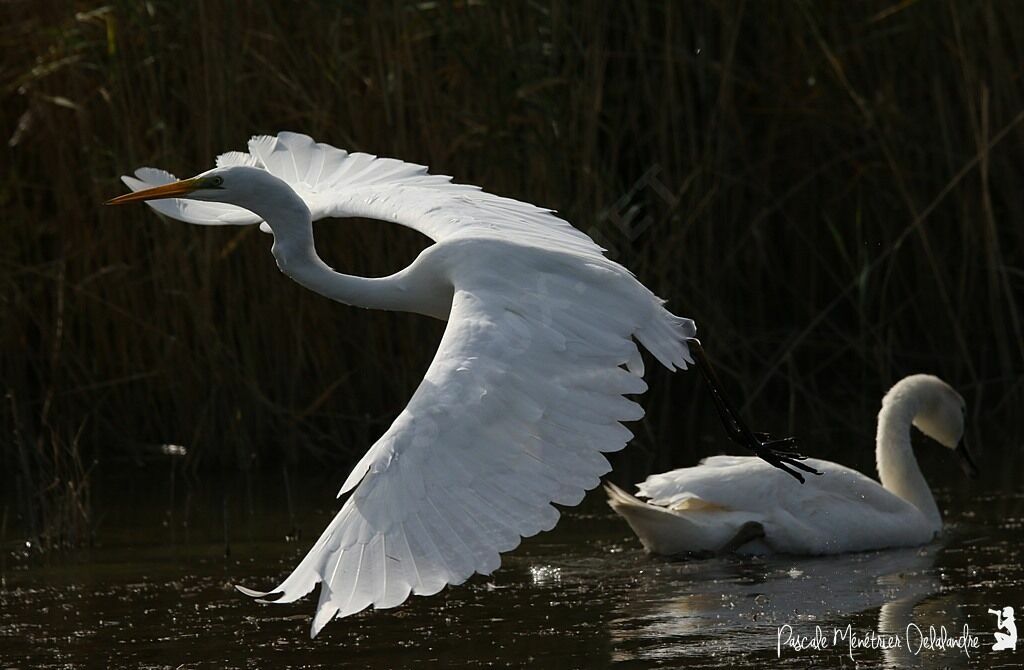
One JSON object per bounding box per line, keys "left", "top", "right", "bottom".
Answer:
{"left": 238, "top": 254, "right": 694, "bottom": 637}
{"left": 122, "top": 131, "right": 606, "bottom": 259}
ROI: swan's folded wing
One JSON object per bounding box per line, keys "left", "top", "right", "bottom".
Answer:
{"left": 636, "top": 456, "right": 757, "bottom": 508}
{"left": 238, "top": 276, "right": 689, "bottom": 637}
{"left": 637, "top": 456, "right": 914, "bottom": 522}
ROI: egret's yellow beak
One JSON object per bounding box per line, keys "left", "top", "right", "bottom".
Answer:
{"left": 105, "top": 178, "right": 202, "bottom": 205}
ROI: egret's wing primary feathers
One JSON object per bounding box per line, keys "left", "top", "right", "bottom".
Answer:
{"left": 239, "top": 249, "right": 693, "bottom": 637}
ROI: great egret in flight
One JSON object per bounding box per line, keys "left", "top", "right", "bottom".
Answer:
{"left": 606, "top": 374, "right": 977, "bottom": 556}
{"left": 107, "top": 132, "right": 814, "bottom": 636}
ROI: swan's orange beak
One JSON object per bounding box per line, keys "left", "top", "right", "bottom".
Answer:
{"left": 105, "top": 178, "right": 202, "bottom": 205}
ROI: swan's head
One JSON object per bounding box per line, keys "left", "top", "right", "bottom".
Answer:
{"left": 906, "top": 375, "right": 965, "bottom": 448}
{"left": 106, "top": 165, "right": 293, "bottom": 212}
{"left": 886, "top": 374, "right": 977, "bottom": 477}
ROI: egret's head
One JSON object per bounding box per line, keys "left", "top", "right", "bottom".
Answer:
{"left": 889, "top": 374, "right": 977, "bottom": 477}
{"left": 106, "top": 165, "right": 274, "bottom": 207}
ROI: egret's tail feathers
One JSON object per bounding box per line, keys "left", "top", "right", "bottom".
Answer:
{"left": 605, "top": 481, "right": 736, "bottom": 555}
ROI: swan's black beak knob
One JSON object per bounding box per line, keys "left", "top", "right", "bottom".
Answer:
{"left": 955, "top": 439, "right": 979, "bottom": 479}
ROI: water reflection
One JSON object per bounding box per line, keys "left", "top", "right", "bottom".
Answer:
{"left": 1, "top": 474, "right": 1021, "bottom": 668}
{"left": 608, "top": 546, "right": 940, "bottom": 663}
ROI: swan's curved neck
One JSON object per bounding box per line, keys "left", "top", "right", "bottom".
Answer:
{"left": 876, "top": 395, "right": 941, "bottom": 530}
{"left": 251, "top": 187, "right": 443, "bottom": 318}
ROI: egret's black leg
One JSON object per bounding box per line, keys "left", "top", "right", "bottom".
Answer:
{"left": 687, "top": 338, "right": 821, "bottom": 483}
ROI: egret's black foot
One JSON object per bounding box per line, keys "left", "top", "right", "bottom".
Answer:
{"left": 747, "top": 436, "right": 821, "bottom": 484}
{"left": 754, "top": 432, "right": 799, "bottom": 452}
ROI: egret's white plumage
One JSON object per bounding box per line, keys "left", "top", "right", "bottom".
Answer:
{"left": 607, "top": 374, "right": 971, "bottom": 556}
{"left": 111, "top": 132, "right": 695, "bottom": 636}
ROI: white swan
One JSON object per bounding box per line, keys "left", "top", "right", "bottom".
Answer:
{"left": 606, "top": 374, "right": 977, "bottom": 556}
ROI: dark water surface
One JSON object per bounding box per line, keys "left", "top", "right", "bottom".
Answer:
{"left": 2, "top": 461, "right": 1022, "bottom": 669}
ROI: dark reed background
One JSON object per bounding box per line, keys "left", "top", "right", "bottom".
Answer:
{"left": 2, "top": 1, "right": 1022, "bottom": 544}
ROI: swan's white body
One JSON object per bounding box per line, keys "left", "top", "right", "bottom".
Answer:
{"left": 607, "top": 375, "right": 967, "bottom": 556}
{"left": 113, "top": 132, "right": 695, "bottom": 636}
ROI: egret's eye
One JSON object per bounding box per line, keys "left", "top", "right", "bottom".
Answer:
{"left": 210, "top": 176, "right": 224, "bottom": 187}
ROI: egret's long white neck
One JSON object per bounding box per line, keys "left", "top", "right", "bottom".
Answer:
{"left": 875, "top": 390, "right": 942, "bottom": 531}
{"left": 246, "top": 181, "right": 443, "bottom": 318}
